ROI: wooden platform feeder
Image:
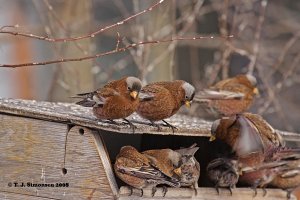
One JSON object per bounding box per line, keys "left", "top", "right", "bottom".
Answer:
{"left": 0, "top": 98, "right": 299, "bottom": 199}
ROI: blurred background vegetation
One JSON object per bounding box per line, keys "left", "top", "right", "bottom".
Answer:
{"left": 0, "top": 0, "right": 299, "bottom": 132}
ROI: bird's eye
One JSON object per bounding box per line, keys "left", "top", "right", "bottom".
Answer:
{"left": 127, "top": 86, "right": 131, "bottom": 90}
{"left": 185, "top": 96, "right": 188, "bottom": 99}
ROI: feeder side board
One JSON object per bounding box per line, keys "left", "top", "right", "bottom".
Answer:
{"left": 0, "top": 114, "right": 115, "bottom": 200}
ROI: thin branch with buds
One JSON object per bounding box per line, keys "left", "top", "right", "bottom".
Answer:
{"left": 0, "top": 35, "right": 233, "bottom": 68}
{"left": 247, "top": 0, "right": 268, "bottom": 74}
{"left": 0, "top": 0, "right": 166, "bottom": 43}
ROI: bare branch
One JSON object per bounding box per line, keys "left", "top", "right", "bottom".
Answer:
{"left": 0, "top": 35, "right": 233, "bottom": 68}
{"left": 247, "top": 0, "right": 268, "bottom": 74}
{"left": 0, "top": 0, "right": 166, "bottom": 43}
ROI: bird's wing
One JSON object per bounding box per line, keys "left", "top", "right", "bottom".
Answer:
{"left": 245, "top": 113, "right": 286, "bottom": 148}
{"left": 207, "top": 158, "right": 227, "bottom": 170}
{"left": 194, "top": 90, "right": 244, "bottom": 102}
{"left": 117, "top": 161, "right": 180, "bottom": 187}
{"left": 139, "top": 85, "right": 165, "bottom": 102}
{"left": 73, "top": 88, "right": 119, "bottom": 107}
{"left": 233, "top": 115, "right": 265, "bottom": 156}
{"left": 139, "top": 91, "right": 155, "bottom": 101}
{"left": 142, "top": 150, "right": 178, "bottom": 179}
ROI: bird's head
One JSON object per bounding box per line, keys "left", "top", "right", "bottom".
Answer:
{"left": 181, "top": 82, "right": 195, "bottom": 108}
{"left": 210, "top": 119, "right": 221, "bottom": 142}
{"left": 245, "top": 74, "right": 259, "bottom": 96}
{"left": 126, "top": 77, "right": 142, "bottom": 100}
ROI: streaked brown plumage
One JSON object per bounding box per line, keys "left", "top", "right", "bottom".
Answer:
{"left": 137, "top": 80, "right": 195, "bottom": 132}
{"left": 269, "top": 149, "right": 300, "bottom": 189}
{"left": 143, "top": 144, "right": 200, "bottom": 195}
{"left": 194, "top": 74, "right": 259, "bottom": 116}
{"left": 173, "top": 144, "right": 200, "bottom": 191}
{"left": 207, "top": 158, "right": 239, "bottom": 195}
{"left": 114, "top": 146, "right": 180, "bottom": 196}
{"left": 142, "top": 148, "right": 182, "bottom": 178}
{"left": 240, "top": 148, "right": 300, "bottom": 194}
{"left": 74, "top": 76, "right": 142, "bottom": 131}
{"left": 210, "top": 113, "right": 300, "bottom": 194}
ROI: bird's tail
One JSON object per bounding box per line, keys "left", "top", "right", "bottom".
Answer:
{"left": 70, "top": 92, "right": 100, "bottom": 107}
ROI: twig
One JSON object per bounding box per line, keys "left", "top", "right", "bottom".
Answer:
{"left": 247, "top": 0, "right": 268, "bottom": 74}
{"left": 266, "top": 30, "right": 300, "bottom": 79}
{"left": 0, "top": 35, "right": 233, "bottom": 68}
{"left": 0, "top": 24, "right": 19, "bottom": 31}
{"left": 0, "top": 0, "right": 166, "bottom": 43}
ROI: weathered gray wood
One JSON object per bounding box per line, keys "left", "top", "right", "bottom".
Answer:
{"left": 0, "top": 191, "right": 58, "bottom": 200}
{"left": 0, "top": 98, "right": 298, "bottom": 141}
{"left": 93, "top": 132, "right": 119, "bottom": 196}
{"left": 118, "top": 186, "right": 295, "bottom": 200}
{"left": 0, "top": 114, "right": 115, "bottom": 199}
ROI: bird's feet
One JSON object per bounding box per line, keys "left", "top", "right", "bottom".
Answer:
{"left": 215, "top": 186, "right": 220, "bottom": 195}
{"left": 122, "top": 118, "right": 137, "bottom": 133}
{"left": 139, "top": 189, "right": 144, "bottom": 197}
{"left": 106, "top": 119, "right": 118, "bottom": 125}
{"left": 162, "top": 186, "right": 168, "bottom": 197}
{"left": 262, "top": 187, "right": 267, "bottom": 197}
{"left": 149, "top": 121, "right": 162, "bottom": 131}
{"left": 228, "top": 187, "right": 233, "bottom": 196}
{"left": 251, "top": 186, "right": 258, "bottom": 197}
{"left": 162, "top": 120, "right": 178, "bottom": 133}
{"left": 129, "top": 187, "right": 133, "bottom": 196}
{"left": 151, "top": 187, "right": 157, "bottom": 197}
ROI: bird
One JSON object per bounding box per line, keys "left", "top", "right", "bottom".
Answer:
{"left": 73, "top": 76, "right": 142, "bottom": 132}
{"left": 173, "top": 144, "right": 200, "bottom": 195}
{"left": 137, "top": 80, "right": 195, "bottom": 133}
{"left": 114, "top": 146, "right": 180, "bottom": 197}
{"left": 194, "top": 74, "right": 259, "bottom": 116}
{"left": 240, "top": 148, "right": 300, "bottom": 196}
{"left": 207, "top": 158, "right": 239, "bottom": 195}
{"left": 265, "top": 149, "right": 300, "bottom": 190}
{"left": 210, "top": 112, "right": 300, "bottom": 196}
{"left": 143, "top": 144, "right": 200, "bottom": 195}
{"left": 210, "top": 112, "right": 285, "bottom": 156}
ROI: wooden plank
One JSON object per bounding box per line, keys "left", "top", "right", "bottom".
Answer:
{"left": 0, "top": 98, "right": 211, "bottom": 136}
{"left": 0, "top": 115, "right": 115, "bottom": 199}
{"left": 0, "top": 191, "right": 59, "bottom": 200}
{"left": 0, "top": 114, "right": 68, "bottom": 167}
{"left": 118, "top": 186, "right": 295, "bottom": 200}
{"left": 93, "top": 132, "right": 119, "bottom": 196}
{"left": 0, "top": 98, "right": 299, "bottom": 141}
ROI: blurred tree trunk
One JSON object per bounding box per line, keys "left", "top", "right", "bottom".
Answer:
{"left": 138, "top": 0, "right": 176, "bottom": 82}
{"left": 49, "top": 1, "right": 93, "bottom": 102}
{"left": 14, "top": 3, "right": 34, "bottom": 99}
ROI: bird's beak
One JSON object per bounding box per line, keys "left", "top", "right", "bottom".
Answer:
{"left": 185, "top": 100, "right": 191, "bottom": 108}
{"left": 209, "top": 135, "right": 216, "bottom": 142}
{"left": 173, "top": 167, "right": 182, "bottom": 176}
{"left": 253, "top": 88, "right": 259, "bottom": 95}
{"left": 130, "top": 91, "right": 138, "bottom": 99}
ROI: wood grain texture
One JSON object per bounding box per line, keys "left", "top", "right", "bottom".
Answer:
{"left": 118, "top": 186, "right": 296, "bottom": 200}
{"left": 0, "top": 98, "right": 299, "bottom": 140}
{"left": 0, "top": 115, "right": 115, "bottom": 199}
{"left": 93, "top": 133, "right": 119, "bottom": 196}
